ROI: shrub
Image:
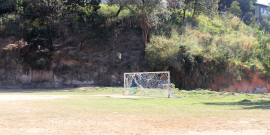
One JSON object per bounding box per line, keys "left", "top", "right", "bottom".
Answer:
{"left": 98, "top": 4, "right": 131, "bottom": 19}
{"left": 146, "top": 13, "right": 263, "bottom": 89}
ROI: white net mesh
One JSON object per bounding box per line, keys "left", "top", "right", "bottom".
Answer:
{"left": 124, "top": 71, "right": 171, "bottom": 97}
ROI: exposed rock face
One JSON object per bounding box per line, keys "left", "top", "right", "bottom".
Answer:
{"left": 253, "top": 85, "right": 267, "bottom": 94}
{"left": 0, "top": 29, "right": 149, "bottom": 88}
{"left": 1, "top": 32, "right": 270, "bottom": 92}
{"left": 212, "top": 72, "right": 270, "bottom": 93}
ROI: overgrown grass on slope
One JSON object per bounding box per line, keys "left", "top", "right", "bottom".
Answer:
{"left": 148, "top": 14, "right": 261, "bottom": 67}
{"left": 146, "top": 14, "right": 264, "bottom": 82}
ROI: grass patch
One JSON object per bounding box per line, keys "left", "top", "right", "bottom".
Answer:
{"left": 1, "top": 87, "right": 270, "bottom": 134}
{"left": 1, "top": 87, "right": 270, "bottom": 111}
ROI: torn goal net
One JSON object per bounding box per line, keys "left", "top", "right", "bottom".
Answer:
{"left": 124, "top": 71, "right": 180, "bottom": 98}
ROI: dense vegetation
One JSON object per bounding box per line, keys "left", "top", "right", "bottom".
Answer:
{"left": 0, "top": 0, "right": 270, "bottom": 89}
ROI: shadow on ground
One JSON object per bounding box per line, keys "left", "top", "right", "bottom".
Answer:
{"left": 204, "top": 99, "right": 270, "bottom": 109}
{"left": 0, "top": 85, "right": 98, "bottom": 93}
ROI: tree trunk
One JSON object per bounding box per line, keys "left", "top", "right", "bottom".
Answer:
{"left": 182, "top": 0, "right": 190, "bottom": 23}
{"left": 140, "top": 17, "right": 150, "bottom": 49}
{"left": 79, "top": 36, "right": 85, "bottom": 51}
{"left": 113, "top": 42, "right": 115, "bottom": 67}
{"left": 192, "top": 0, "right": 198, "bottom": 21}
{"left": 79, "top": 42, "right": 82, "bottom": 51}
{"left": 183, "top": 7, "right": 186, "bottom": 22}
{"left": 45, "top": 17, "right": 54, "bottom": 52}
{"left": 48, "top": 35, "right": 54, "bottom": 51}
{"left": 141, "top": 0, "right": 148, "bottom": 48}
{"left": 17, "top": 41, "right": 21, "bottom": 56}
{"left": 115, "top": 6, "right": 124, "bottom": 17}
{"left": 142, "top": 27, "right": 149, "bottom": 49}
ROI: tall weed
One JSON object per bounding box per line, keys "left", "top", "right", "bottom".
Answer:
{"left": 146, "top": 13, "right": 263, "bottom": 87}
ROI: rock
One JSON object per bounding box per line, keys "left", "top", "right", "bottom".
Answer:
{"left": 19, "top": 75, "right": 31, "bottom": 83}
{"left": 252, "top": 85, "right": 267, "bottom": 94}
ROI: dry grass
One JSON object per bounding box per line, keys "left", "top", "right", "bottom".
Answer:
{"left": 1, "top": 88, "right": 270, "bottom": 134}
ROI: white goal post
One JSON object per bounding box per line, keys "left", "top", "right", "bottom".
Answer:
{"left": 124, "top": 71, "right": 171, "bottom": 98}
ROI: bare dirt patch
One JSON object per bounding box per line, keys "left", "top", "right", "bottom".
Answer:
{"left": 92, "top": 95, "right": 152, "bottom": 98}
{"left": 0, "top": 94, "right": 270, "bottom": 135}
{"left": 0, "top": 95, "right": 69, "bottom": 101}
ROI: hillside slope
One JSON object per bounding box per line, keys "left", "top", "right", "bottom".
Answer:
{"left": 146, "top": 14, "right": 270, "bottom": 93}
{"left": 0, "top": 28, "right": 149, "bottom": 88}
{"left": 0, "top": 12, "right": 270, "bottom": 93}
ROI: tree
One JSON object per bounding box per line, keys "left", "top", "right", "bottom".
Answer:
{"left": 218, "top": 0, "right": 234, "bottom": 11}
{"left": 7, "top": 0, "right": 65, "bottom": 70}
{"left": 181, "top": 0, "right": 219, "bottom": 22}
{"left": 260, "top": 19, "right": 270, "bottom": 32}
{"left": 259, "top": 14, "right": 270, "bottom": 33}
{"left": 71, "top": 0, "right": 107, "bottom": 51}
{"left": 110, "top": 0, "right": 185, "bottom": 47}
{"left": 228, "top": 1, "right": 242, "bottom": 17}
{"left": 168, "top": 0, "right": 186, "bottom": 9}
{"left": 182, "top": 0, "right": 191, "bottom": 22}
{"left": 0, "top": 0, "right": 16, "bottom": 15}
{"left": 218, "top": 0, "right": 256, "bottom": 17}
{"left": 20, "top": 0, "right": 65, "bottom": 52}
{"left": 0, "top": 0, "right": 106, "bottom": 69}
{"left": 192, "top": 0, "right": 219, "bottom": 19}
{"left": 243, "top": 12, "right": 256, "bottom": 25}
{"left": 237, "top": 0, "right": 256, "bottom": 17}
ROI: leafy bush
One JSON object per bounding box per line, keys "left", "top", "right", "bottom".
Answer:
{"left": 243, "top": 12, "right": 256, "bottom": 25}
{"left": 146, "top": 13, "right": 264, "bottom": 89}
{"left": 253, "top": 36, "right": 270, "bottom": 75}
{"left": 98, "top": 4, "right": 131, "bottom": 19}
{"left": 0, "top": 14, "right": 22, "bottom": 38}
{"left": 260, "top": 15, "right": 270, "bottom": 32}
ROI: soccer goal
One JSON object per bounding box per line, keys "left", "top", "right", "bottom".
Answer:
{"left": 124, "top": 71, "right": 172, "bottom": 98}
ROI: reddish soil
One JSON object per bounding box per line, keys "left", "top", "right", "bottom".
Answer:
{"left": 212, "top": 69, "right": 270, "bottom": 93}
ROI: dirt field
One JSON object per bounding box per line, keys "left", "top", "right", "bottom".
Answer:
{"left": 0, "top": 91, "right": 270, "bottom": 135}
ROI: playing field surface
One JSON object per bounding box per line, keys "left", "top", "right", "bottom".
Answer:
{"left": 0, "top": 87, "right": 270, "bottom": 135}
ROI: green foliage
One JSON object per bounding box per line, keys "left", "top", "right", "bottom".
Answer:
{"left": 253, "top": 37, "right": 270, "bottom": 76}
{"left": 260, "top": 19, "right": 270, "bottom": 32}
{"left": 0, "top": 13, "right": 22, "bottom": 38}
{"left": 170, "top": 83, "right": 178, "bottom": 90}
{"left": 146, "top": 13, "right": 264, "bottom": 89}
{"left": 195, "top": 0, "right": 220, "bottom": 18}
{"left": 218, "top": 0, "right": 235, "bottom": 11}
{"left": 218, "top": 0, "right": 256, "bottom": 18}
{"left": 0, "top": 0, "right": 270, "bottom": 90}
{"left": 228, "top": 1, "right": 242, "bottom": 17}
{"left": 0, "top": 0, "right": 16, "bottom": 15}
{"left": 21, "top": 52, "right": 51, "bottom": 70}
{"left": 145, "top": 30, "right": 181, "bottom": 69}
{"left": 110, "top": 0, "right": 185, "bottom": 45}
{"left": 166, "top": 8, "right": 184, "bottom": 25}
{"left": 98, "top": 4, "right": 131, "bottom": 18}
{"left": 243, "top": 12, "right": 256, "bottom": 25}
{"left": 71, "top": 2, "right": 110, "bottom": 48}
{"left": 236, "top": 0, "right": 256, "bottom": 18}
{"left": 0, "top": 0, "right": 112, "bottom": 70}
{"left": 259, "top": 15, "right": 270, "bottom": 33}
